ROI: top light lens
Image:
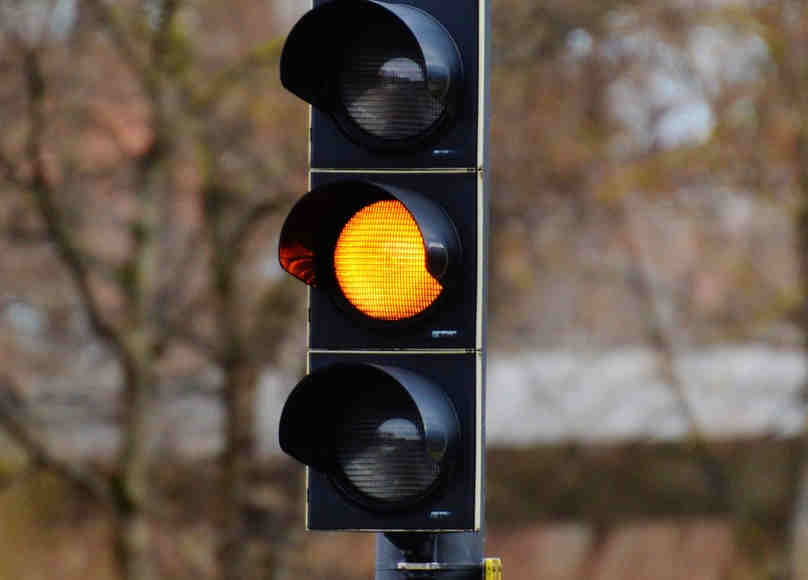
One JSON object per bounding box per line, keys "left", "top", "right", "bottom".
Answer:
{"left": 334, "top": 200, "right": 443, "bottom": 320}
{"left": 340, "top": 52, "right": 445, "bottom": 141}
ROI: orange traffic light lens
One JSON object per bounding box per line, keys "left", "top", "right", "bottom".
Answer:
{"left": 334, "top": 200, "right": 443, "bottom": 320}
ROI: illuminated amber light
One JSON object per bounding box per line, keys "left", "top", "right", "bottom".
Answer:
{"left": 334, "top": 200, "right": 443, "bottom": 320}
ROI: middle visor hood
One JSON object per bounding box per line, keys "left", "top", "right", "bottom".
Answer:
{"left": 278, "top": 179, "right": 462, "bottom": 290}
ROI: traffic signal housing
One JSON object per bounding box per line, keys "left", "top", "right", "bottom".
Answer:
{"left": 276, "top": 0, "right": 488, "bottom": 534}
{"left": 280, "top": 0, "right": 483, "bottom": 168}
{"left": 279, "top": 355, "right": 479, "bottom": 530}
{"left": 279, "top": 172, "right": 480, "bottom": 351}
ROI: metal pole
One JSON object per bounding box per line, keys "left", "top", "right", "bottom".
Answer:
{"left": 376, "top": 532, "right": 484, "bottom": 580}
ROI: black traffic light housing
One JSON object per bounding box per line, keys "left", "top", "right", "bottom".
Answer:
{"left": 276, "top": 0, "right": 488, "bottom": 540}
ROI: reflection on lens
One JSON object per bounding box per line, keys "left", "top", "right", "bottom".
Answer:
{"left": 334, "top": 386, "right": 440, "bottom": 504}
{"left": 340, "top": 52, "right": 445, "bottom": 140}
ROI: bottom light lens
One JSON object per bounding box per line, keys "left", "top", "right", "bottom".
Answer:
{"left": 334, "top": 385, "right": 441, "bottom": 505}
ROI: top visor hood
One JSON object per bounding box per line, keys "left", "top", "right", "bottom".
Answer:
{"left": 280, "top": 0, "right": 463, "bottom": 113}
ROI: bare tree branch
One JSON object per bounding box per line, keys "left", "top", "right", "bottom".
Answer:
{"left": 0, "top": 375, "right": 113, "bottom": 503}
{"left": 192, "top": 36, "right": 285, "bottom": 111}
{"left": 195, "top": 149, "right": 258, "bottom": 580}
{"left": 83, "top": 0, "right": 159, "bottom": 99}
{"left": 153, "top": 267, "right": 222, "bottom": 359}
{"left": 618, "top": 195, "right": 701, "bottom": 433}
{"left": 0, "top": 150, "right": 22, "bottom": 189}
{"left": 22, "top": 48, "right": 130, "bottom": 361}
{"left": 784, "top": 5, "right": 808, "bottom": 578}
{"left": 156, "top": 311, "right": 220, "bottom": 359}
{"left": 0, "top": 462, "right": 39, "bottom": 495}
{"left": 229, "top": 199, "right": 285, "bottom": 263}
{"left": 149, "top": 0, "right": 183, "bottom": 72}
{"left": 618, "top": 193, "right": 729, "bottom": 503}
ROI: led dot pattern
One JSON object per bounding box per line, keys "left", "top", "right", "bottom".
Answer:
{"left": 340, "top": 54, "right": 444, "bottom": 140}
{"left": 334, "top": 200, "right": 443, "bottom": 321}
{"left": 334, "top": 384, "right": 440, "bottom": 505}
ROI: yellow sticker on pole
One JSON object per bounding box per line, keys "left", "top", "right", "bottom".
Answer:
{"left": 483, "top": 558, "right": 503, "bottom": 580}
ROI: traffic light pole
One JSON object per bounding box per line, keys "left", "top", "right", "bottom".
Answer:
{"left": 376, "top": 532, "right": 483, "bottom": 580}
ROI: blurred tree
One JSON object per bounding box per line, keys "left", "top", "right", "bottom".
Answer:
{"left": 778, "top": 1, "right": 808, "bottom": 577}
{"left": 0, "top": 1, "right": 305, "bottom": 579}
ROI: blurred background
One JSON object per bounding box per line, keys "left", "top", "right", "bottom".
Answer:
{"left": 0, "top": 0, "right": 807, "bottom": 578}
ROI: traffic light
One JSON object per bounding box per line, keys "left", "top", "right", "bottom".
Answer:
{"left": 277, "top": 0, "right": 488, "bottom": 536}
